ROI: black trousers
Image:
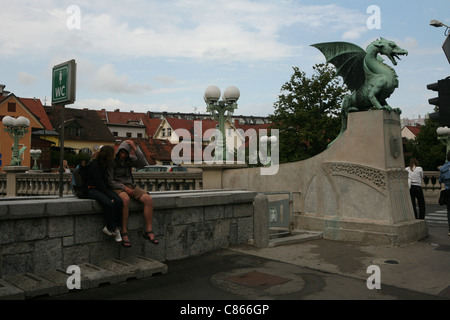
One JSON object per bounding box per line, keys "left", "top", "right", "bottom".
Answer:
{"left": 87, "top": 188, "right": 123, "bottom": 230}
{"left": 409, "top": 185, "right": 425, "bottom": 219}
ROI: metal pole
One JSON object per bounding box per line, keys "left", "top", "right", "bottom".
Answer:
{"left": 59, "top": 105, "right": 65, "bottom": 197}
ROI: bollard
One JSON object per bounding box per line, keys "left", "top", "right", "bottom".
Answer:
{"left": 253, "top": 193, "right": 269, "bottom": 248}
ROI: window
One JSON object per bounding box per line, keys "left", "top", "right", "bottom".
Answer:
{"left": 137, "top": 133, "right": 143, "bottom": 138}
{"left": 79, "top": 148, "right": 92, "bottom": 156}
{"left": 8, "top": 102, "right": 16, "bottom": 112}
{"left": 67, "top": 126, "right": 81, "bottom": 137}
{"left": 126, "top": 132, "right": 132, "bottom": 138}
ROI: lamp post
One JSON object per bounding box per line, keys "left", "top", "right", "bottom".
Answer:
{"left": 204, "top": 85, "right": 240, "bottom": 161}
{"left": 2, "top": 116, "right": 30, "bottom": 166}
{"left": 30, "top": 149, "right": 42, "bottom": 170}
{"left": 436, "top": 126, "right": 450, "bottom": 161}
{"left": 430, "top": 19, "right": 450, "bottom": 64}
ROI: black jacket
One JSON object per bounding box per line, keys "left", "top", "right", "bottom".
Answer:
{"left": 85, "top": 159, "right": 110, "bottom": 193}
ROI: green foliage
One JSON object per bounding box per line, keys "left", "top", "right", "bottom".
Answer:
{"left": 405, "top": 118, "right": 446, "bottom": 170}
{"left": 269, "top": 64, "right": 348, "bottom": 163}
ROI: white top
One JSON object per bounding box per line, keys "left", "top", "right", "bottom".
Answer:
{"left": 406, "top": 166, "right": 423, "bottom": 187}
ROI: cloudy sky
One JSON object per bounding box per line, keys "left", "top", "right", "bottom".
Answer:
{"left": 1, "top": 0, "right": 450, "bottom": 119}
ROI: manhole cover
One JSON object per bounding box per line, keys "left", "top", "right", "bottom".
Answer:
{"left": 226, "top": 271, "right": 290, "bottom": 289}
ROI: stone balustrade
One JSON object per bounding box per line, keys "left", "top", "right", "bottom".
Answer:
{"left": 422, "top": 171, "right": 442, "bottom": 204}
{"left": 0, "top": 171, "right": 203, "bottom": 197}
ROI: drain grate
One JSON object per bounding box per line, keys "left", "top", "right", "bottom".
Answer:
{"left": 225, "top": 271, "right": 290, "bottom": 289}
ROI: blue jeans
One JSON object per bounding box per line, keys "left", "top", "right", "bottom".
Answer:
{"left": 86, "top": 188, "right": 123, "bottom": 231}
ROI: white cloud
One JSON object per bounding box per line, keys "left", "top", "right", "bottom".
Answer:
{"left": 87, "top": 64, "right": 152, "bottom": 95}
{"left": 0, "top": 1, "right": 368, "bottom": 62}
{"left": 154, "top": 76, "right": 177, "bottom": 86}
{"left": 18, "top": 72, "right": 38, "bottom": 86}
{"left": 75, "top": 97, "right": 128, "bottom": 110}
{"left": 342, "top": 27, "right": 368, "bottom": 40}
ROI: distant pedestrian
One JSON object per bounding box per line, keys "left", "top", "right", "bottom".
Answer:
{"left": 438, "top": 151, "right": 450, "bottom": 236}
{"left": 63, "top": 160, "right": 71, "bottom": 173}
{"left": 406, "top": 158, "right": 425, "bottom": 219}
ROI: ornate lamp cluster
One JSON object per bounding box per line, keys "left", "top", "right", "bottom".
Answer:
{"left": 30, "top": 149, "right": 42, "bottom": 170}
{"left": 204, "top": 85, "right": 240, "bottom": 161}
{"left": 2, "top": 116, "right": 30, "bottom": 166}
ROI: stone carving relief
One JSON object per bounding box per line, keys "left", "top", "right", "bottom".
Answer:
{"left": 326, "top": 162, "right": 387, "bottom": 194}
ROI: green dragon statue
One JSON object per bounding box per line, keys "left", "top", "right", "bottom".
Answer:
{"left": 312, "top": 38, "right": 408, "bottom": 135}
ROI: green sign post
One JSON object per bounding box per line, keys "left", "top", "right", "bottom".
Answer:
{"left": 52, "top": 59, "right": 76, "bottom": 105}
{"left": 52, "top": 59, "right": 76, "bottom": 197}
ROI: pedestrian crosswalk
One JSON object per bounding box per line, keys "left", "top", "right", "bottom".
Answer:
{"left": 425, "top": 210, "right": 449, "bottom": 226}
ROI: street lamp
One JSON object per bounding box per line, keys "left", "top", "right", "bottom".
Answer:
{"left": 2, "top": 116, "right": 30, "bottom": 166}
{"left": 30, "top": 149, "right": 42, "bottom": 170}
{"left": 204, "top": 85, "right": 240, "bottom": 161}
{"left": 430, "top": 19, "right": 450, "bottom": 35}
{"left": 436, "top": 126, "right": 450, "bottom": 161}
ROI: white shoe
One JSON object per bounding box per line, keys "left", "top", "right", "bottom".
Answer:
{"left": 103, "top": 226, "right": 114, "bottom": 236}
{"left": 114, "top": 229, "right": 122, "bottom": 242}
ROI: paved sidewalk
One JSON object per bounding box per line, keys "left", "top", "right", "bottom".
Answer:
{"left": 37, "top": 211, "right": 450, "bottom": 302}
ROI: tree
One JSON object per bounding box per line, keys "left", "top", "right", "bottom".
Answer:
{"left": 269, "top": 64, "right": 348, "bottom": 163}
{"left": 405, "top": 118, "right": 446, "bottom": 171}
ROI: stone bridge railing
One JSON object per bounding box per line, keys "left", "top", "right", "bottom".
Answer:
{"left": 422, "top": 171, "right": 441, "bottom": 204}
{"left": 0, "top": 171, "right": 203, "bottom": 197}
{"left": 0, "top": 169, "right": 441, "bottom": 204}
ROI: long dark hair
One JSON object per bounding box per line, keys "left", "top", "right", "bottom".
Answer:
{"left": 96, "top": 145, "right": 115, "bottom": 168}
{"left": 409, "top": 158, "right": 419, "bottom": 171}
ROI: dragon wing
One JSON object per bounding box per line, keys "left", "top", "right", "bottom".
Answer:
{"left": 311, "top": 42, "right": 366, "bottom": 92}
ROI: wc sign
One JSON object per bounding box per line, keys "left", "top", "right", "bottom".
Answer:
{"left": 52, "top": 59, "right": 76, "bottom": 105}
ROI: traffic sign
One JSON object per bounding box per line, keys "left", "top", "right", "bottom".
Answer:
{"left": 443, "top": 35, "right": 450, "bottom": 64}
{"left": 52, "top": 59, "right": 76, "bottom": 105}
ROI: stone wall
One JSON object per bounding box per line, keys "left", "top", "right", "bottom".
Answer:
{"left": 0, "top": 190, "right": 258, "bottom": 278}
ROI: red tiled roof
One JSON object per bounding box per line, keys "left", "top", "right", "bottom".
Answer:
{"left": 405, "top": 125, "right": 421, "bottom": 136}
{"left": 145, "top": 118, "right": 162, "bottom": 137}
{"left": 115, "top": 137, "right": 175, "bottom": 165}
{"left": 102, "top": 110, "right": 147, "bottom": 124}
{"left": 19, "top": 97, "right": 53, "bottom": 130}
{"left": 165, "top": 117, "right": 220, "bottom": 139}
{"left": 97, "top": 110, "right": 162, "bottom": 138}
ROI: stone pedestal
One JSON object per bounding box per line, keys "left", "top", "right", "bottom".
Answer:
{"left": 298, "top": 111, "right": 428, "bottom": 245}
{"left": 3, "top": 166, "right": 29, "bottom": 197}
{"left": 221, "top": 110, "right": 428, "bottom": 246}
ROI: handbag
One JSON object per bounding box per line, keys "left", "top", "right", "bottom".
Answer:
{"left": 439, "top": 189, "right": 448, "bottom": 206}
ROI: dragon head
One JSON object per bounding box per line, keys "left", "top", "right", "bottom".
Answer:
{"left": 371, "top": 37, "right": 408, "bottom": 66}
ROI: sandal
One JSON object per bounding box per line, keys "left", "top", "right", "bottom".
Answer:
{"left": 121, "top": 232, "right": 132, "bottom": 248}
{"left": 143, "top": 230, "right": 159, "bottom": 245}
